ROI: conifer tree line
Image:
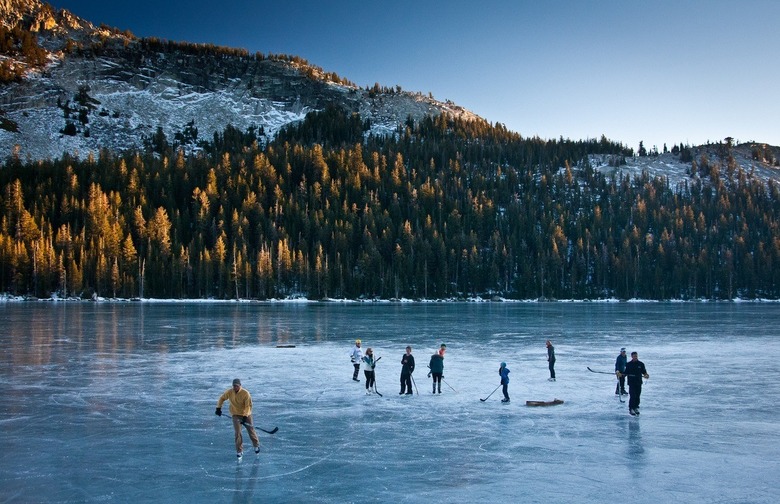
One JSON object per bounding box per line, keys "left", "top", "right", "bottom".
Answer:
{"left": 2, "top": 107, "right": 779, "bottom": 300}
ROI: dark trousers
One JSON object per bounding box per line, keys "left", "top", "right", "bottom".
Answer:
{"left": 502, "top": 382, "right": 509, "bottom": 400}
{"left": 432, "top": 373, "right": 442, "bottom": 392}
{"left": 548, "top": 359, "right": 556, "bottom": 379}
{"left": 616, "top": 374, "right": 626, "bottom": 394}
{"left": 364, "top": 370, "right": 375, "bottom": 389}
{"left": 628, "top": 382, "right": 642, "bottom": 410}
{"left": 400, "top": 372, "right": 412, "bottom": 393}
{"left": 352, "top": 363, "right": 360, "bottom": 380}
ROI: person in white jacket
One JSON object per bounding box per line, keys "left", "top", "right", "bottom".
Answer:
{"left": 362, "top": 347, "right": 377, "bottom": 393}
{"left": 350, "top": 339, "right": 363, "bottom": 381}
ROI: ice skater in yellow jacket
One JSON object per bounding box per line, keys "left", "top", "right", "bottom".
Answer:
{"left": 215, "top": 378, "right": 259, "bottom": 458}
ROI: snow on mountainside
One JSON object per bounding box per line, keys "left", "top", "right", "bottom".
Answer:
{"left": 0, "top": 0, "right": 479, "bottom": 162}
{"left": 2, "top": 0, "right": 779, "bottom": 189}
{"left": 590, "top": 142, "right": 780, "bottom": 187}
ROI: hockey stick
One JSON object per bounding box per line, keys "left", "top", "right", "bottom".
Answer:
{"left": 480, "top": 384, "right": 501, "bottom": 402}
{"left": 411, "top": 372, "right": 419, "bottom": 395}
{"left": 442, "top": 378, "right": 457, "bottom": 392}
{"left": 612, "top": 372, "right": 626, "bottom": 403}
{"left": 372, "top": 356, "right": 383, "bottom": 396}
{"left": 587, "top": 367, "right": 615, "bottom": 375}
{"left": 590, "top": 366, "right": 628, "bottom": 402}
{"left": 218, "top": 413, "right": 278, "bottom": 434}
{"left": 248, "top": 424, "right": 279, "bottom": 435}
{"left": 244, "top": 422, "right": 279, "bottom": 435}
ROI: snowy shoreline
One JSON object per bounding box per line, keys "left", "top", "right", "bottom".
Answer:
{"left": 1, "top": 293, "right": 778, "bottom": 303}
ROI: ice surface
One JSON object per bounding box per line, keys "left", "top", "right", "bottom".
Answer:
{"left": 0, "top": 302, "right": 778, "bottom": 503}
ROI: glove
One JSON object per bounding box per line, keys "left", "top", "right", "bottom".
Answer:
{"left": 242, "top": 416, "right": 248, "bottom": 423}
{"left": 215, "top": 407, "right": 222, "bottom": 416}
{"left": 351, "top": 358, "right": 356, "bottom": 363}
{"left": 427, "top": 372, "right": 431, "bottom": 378}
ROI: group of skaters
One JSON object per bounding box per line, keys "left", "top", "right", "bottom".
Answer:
{"left": 349, "top": 339, "right": 447, "bottom": 395}
{"left": 615, "top": 347, "right": 650, "bottom": 416}
{"left": 348, "top": 339, "right": 648, "bottom": 414}
{"left": 212, "top": 341, "right": 649, "bottom": 459}
{"left": 348, "top": 339, "right": 561, "bottom": 402}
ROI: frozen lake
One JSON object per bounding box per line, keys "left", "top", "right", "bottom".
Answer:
{"left": 1, "top": 302, "right": 778, "bottom": 503}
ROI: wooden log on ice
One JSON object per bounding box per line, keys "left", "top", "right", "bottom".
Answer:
{"left": 525, "top": 398, "right": 564, "bottom": 407}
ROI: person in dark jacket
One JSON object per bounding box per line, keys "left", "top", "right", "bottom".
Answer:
{"left": 428, "top": 349, "right": 444, "bottom": 394}
{"left": 546, "top": 340, "right": 556, "bottom": 381}
{"left": 622, "top": 351, "right": 649, "bottom": 415}
{"left": 614, "top": 347, "right": 628, "bottom": 395}
{"left": 499, "top": 362, "right": 510, "bottom": 403}
{"left": 400, "top": 346, "right": 415, "bottom": 395}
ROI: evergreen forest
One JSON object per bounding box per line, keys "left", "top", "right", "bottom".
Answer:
{"left": 2, "top": 108, "right": 779, "bottom": 300}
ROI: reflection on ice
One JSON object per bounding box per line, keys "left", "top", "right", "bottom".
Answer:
{"left": 0, "top": 302, "right": 779, "bottom": 503}
{"left": 626, "top": 419, "right": 645, "bottom": 473}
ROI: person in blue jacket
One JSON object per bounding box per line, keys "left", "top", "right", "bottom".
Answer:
{"left": 614, "top": 347, "right": 627, "bottom": 395}
{"left": 499, "top": 362, "right": 510, "bottom": 403}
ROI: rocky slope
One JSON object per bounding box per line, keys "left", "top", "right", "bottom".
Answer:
{"left": 2, "top": 0, "right": 778, "bottom": 187}
{"left": 0, "top": 0, "right": 479, "bottom": 161}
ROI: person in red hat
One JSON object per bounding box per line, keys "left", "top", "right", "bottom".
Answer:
{"left": 428, "top": 346, "right": 444, "bottom": 394}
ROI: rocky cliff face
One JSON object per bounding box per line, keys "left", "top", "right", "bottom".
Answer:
{"left": 0, "top": 0, "right": 479, "bottom": 161}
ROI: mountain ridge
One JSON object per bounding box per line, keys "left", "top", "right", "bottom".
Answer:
{"left": 2, "top": 0, "right": 779, "bottom": 186}
{"left": 1, "top": 0, "right": 481, "bottom": 161}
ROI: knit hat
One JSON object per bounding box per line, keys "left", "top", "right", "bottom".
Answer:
{"left": 500, "top": 362, "right": 506, "bottom": 367}
{"left": 232, "top": 378, "right": 241, "bottom": 386}
{"left": 620, "top": 347, "right": 626, "bottom": 352}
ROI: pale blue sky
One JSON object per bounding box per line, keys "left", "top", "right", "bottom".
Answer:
{"left": 49, "top": 0, "right": 780, "bottom": 151}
